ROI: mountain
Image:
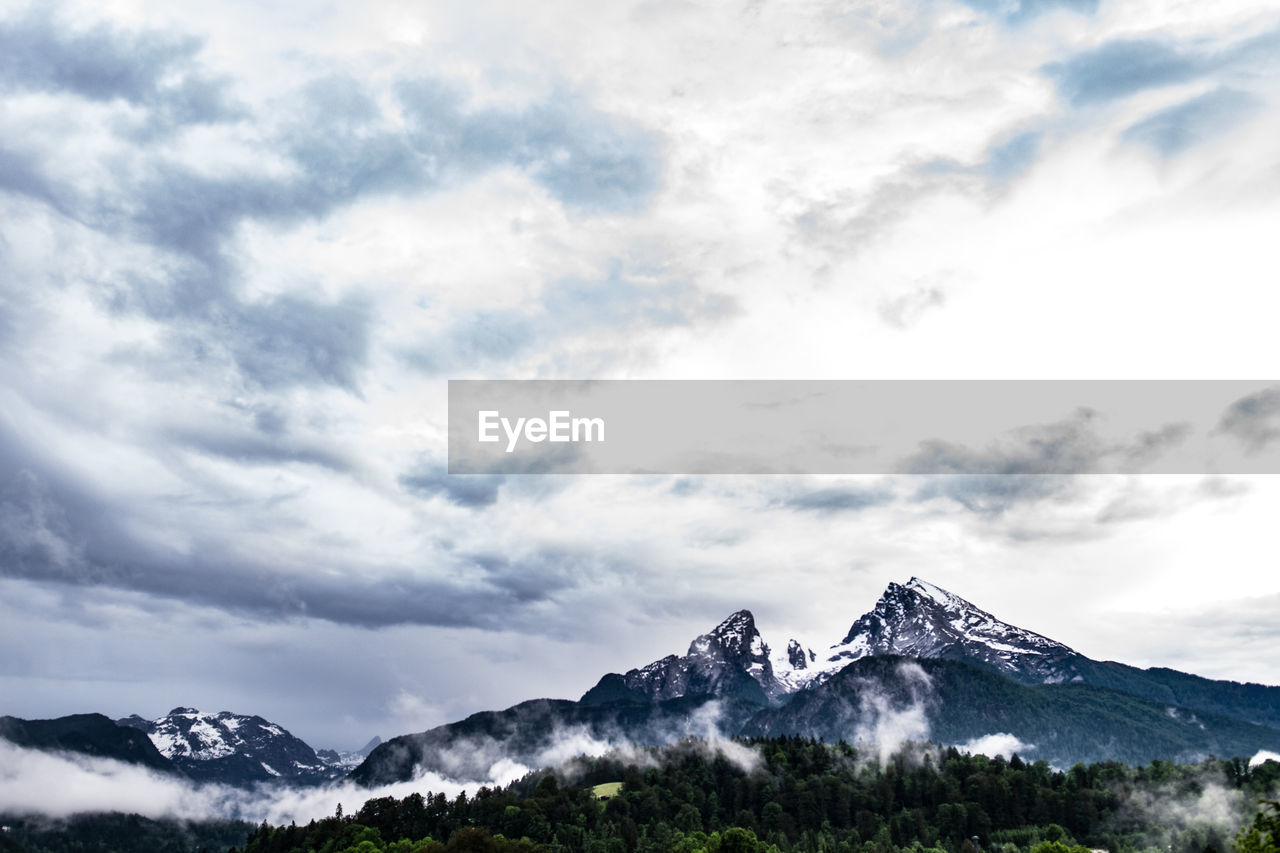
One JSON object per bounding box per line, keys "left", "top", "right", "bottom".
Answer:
{"left": 741, "top": 655, "right": 1280, "bottom": 767}
{"left": 580, "top": 577, "right": 1280, "bottom": 730}
{"left": 1055, "top": 659, "right": 1280, "bottom": 731}
{"left": 351, "top": 695, "right": 764, "bottom": 786}
{"left": 577, "top": 579, "right": 1087, "bottom": 706}
{"left": 350, "top": 577, "right": 1280, "bottom": 784}
{"left": 15, "top": 579, "right": 1268, "bottom": 789}
{"left": 117, "top": 707, "right": 337, "bottom": 785}
{"left": 581, "top": 610, "right": 783, "bottom": 705}
{"left": 353, "top": 655, "right": 1280, "bottom": 784}
{"left": 809, "top": 578, "right": 1280, "bottom": 731}
{"left": 819, "top": 578, "right": 1086, "bottom": 684}
{"left": 0, "top": 713, "right": 178, "bottom": 775}
{"left": 317, "top": 735, "right": 383, "bottom": 769}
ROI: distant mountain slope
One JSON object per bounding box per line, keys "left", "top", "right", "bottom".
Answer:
{"left": 117, "top": 707, "right": 335, "bottom": 785}
{"left": 741, "top": 656, "right": 1280, "bottom": 767}
{"left": 1066, "top": 659, "right": 1280, "bottom": 731}
{"left": 351, "top": 695, "right": 764, "bottom": 786}
{"left": 0, "top": 713, "right": 178, "bottom": 775}
{"left": 317, "top": 735, "right": 383, "bottom": 770}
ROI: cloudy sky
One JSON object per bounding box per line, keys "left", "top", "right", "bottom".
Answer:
{"left": 1, "top": 0, "right": 1279, "bottom": 752}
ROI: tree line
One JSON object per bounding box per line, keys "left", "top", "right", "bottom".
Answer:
{"left": 234, "top": 737, "right": 1280, "bottom": 853}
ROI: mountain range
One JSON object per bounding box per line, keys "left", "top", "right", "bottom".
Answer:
{"left": 115, "top": 708, "right": 358, "bottom": 785}
{"left": 0, "top": 707, "right": 380, "bottom": 788}
{"left": 5, "top": 578, "right": 1279, "bottom": 788}
{"left": 354, "top": 577, "right": 1280, "bottom": 783}
{"left": 0, "top": 713, "right": 179, "bottom": 776}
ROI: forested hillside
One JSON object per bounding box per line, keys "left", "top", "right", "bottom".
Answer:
{"left": 238, "top": 737, "right": 1280, "bottom": 853}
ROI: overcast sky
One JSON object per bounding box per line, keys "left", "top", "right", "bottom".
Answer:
{"left": 1, "top": 0, "right": 1279, "bottom": 752}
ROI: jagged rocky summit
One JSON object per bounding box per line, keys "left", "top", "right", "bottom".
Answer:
{"left": 582, "top": 577, "right": 1088, "bottom": 706}
{"left": 356, "top": 576, "right": 1280, "bottom": 784}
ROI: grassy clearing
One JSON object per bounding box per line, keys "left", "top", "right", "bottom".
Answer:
{"left": 590, "top": 782, "right": 623, "bottom": 799}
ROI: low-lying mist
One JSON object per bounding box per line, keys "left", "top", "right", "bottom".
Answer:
{"left": 3, "top": 694, "right": 1277, "bottom": 844}
{"left": 0, "top": 703, "right": 760, "bottom": 825}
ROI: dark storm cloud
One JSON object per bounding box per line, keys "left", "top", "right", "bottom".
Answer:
{"left": 0, "top": 10, "right": 236, "bottom": 127}
{"left": 110, "top": 170, "right": 284, "bottom": 270}
{"left": 400, "top": 465, "right": 506, "bottom": 508}
{"left": 1123, "top": 89, "right": 1260, "bottom": 157}
{"left": 0, "top": 146, "right": 72, "bottom": 213}
{"left": 222, "top": 294, "right": 373, "bottom": 392}
{"left": 467, "top": 551, "right": 584, "bottom": 603}
{"left": 0, "top": 421, "right": 591, "bottom": 631}
{"left": 1217, "top": 385, "right": 1280, "bottom": 454}
{"left": 100, "top": 270, "right": 374, "bottom": 392}
{"left": 0, "top": 14, "right": 663, "bottom": 393}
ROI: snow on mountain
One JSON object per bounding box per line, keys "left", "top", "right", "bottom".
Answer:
{"left": 117, "top": 707, "right": 338, "bottom": 785}
{"left": 585, "top": 578, "right": 1090, "bottom": 706}
{"left": 796, "top": 577, "right": 1087, "bottom": 689}
{"left": 770, "top": 638, "right": 819, "bottom": 693}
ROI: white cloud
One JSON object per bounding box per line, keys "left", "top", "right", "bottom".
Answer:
{"left": 959, "top": 733, "right": 1035, "bottom": 759}
{"left": 0, "top": 740, "right": 474, "bottom": 825}
{"left": 1250, "top": 750, "right": 1280, "bottom": 768}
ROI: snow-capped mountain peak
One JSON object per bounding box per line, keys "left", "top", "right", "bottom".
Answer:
{"left": 117, "top": 707, "right": 336, "bottom": 785}
{"left": 901, "top": 577, "right": 964, "bottom": 609}
{"left": 583, "top": 578, "right": 1089, "bottom": 706}
{"left": 769, "top": 638, "right": 819, "bottom": 693}
{"left": 804, "top": 577, "right": 1086, "bottom": 688}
